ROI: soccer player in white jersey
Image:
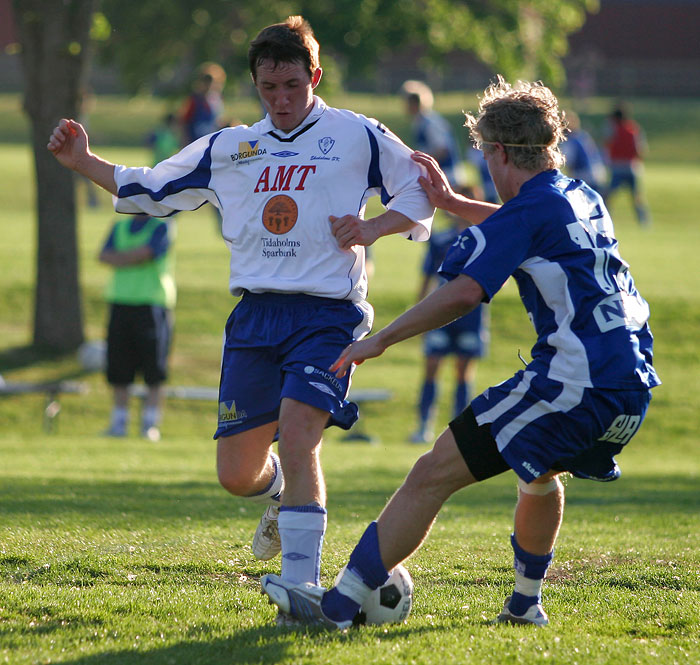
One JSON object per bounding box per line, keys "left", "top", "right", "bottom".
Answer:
{"left": 261, "top": 76, "right": 661, "bottom": 628}
{"left": 47, "top": 16, "right": 434, "bottom": 604}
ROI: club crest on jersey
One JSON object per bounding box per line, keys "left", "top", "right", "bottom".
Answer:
{"left": 318, "top": 137, "right": 335, "bottom": 154}
{"left": 262, "top": 194, "right": 298, "bottom": 235}
{"left": 231, "top": 140, "right": 267, "bottom": 164}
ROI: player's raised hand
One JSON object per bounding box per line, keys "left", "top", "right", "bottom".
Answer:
{"left": 411, "top": 150, "right": 456, "bottom": 211}
{"left": 47, "top": 119, "right": 89, "bottom": 171}
{"left": 329, "top": 214, "right": 380, "bottom": 250}
{"left": 330, "top": 336, "right": 386, "bottom": 378}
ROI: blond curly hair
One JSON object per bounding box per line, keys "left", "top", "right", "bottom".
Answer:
{"left": 465, "top": 76, "right": 568, "bottom": 171}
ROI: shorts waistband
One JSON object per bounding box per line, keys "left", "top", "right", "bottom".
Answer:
{"left": 241, "top": 291, "right": 351, "bottom": 307}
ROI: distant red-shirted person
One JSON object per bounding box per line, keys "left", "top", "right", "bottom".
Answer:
{"left": 604, "top": 104, "right": 650, "bottom": 226}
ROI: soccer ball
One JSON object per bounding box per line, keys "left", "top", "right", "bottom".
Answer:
{"left": 78, "top": 340, "right": 106, "bottom": 372}
{"left": 335, "top": 564, "right": 414, "bottom": 625}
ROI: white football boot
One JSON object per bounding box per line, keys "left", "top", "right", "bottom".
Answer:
{"left": 252, "top": 504, "right": 281, "bottom": 560}
{"left": 261, "top": 574, "right": 353, "bottom": 629}
{"left": 494, "top": 595, "right": 549, "bottom": 626}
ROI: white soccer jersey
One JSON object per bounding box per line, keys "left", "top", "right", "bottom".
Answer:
{"left": 114, "top": 97, "right": 434, "bottom": 302}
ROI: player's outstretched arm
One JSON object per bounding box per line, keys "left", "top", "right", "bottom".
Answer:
{"left": 411, "top": 151, "right": 500, "bottom": 225}
{"left": 331, "top": 274, "right": 484, "bottom": 377}
{"left": 330, "top": 210, "right": 415, "bottom": 250}
{"left": 47, "top": 118, "right": 118, "bottom": 195}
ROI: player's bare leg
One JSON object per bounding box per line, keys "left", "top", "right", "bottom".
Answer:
{"left": 276, "top": 397, "right": 328, "bottom": 507}
{"left": 377, "top": 427, "right": 477, "bottom": 568}
{"left": 273, "top": 398, "right": 330, "bottom": 585}
{"left": 216, "top": 422, "right": 280, "bottom": 497}
{"left": 496, "top": 472, "right": 564, "bottom": 626}
{"left": 218, "top": 423, "right": 285, "bottom": 560}
{"left": 264, "top": 428, "right": 478, "bottom": 626}
{"left": 514, "top": 472, "right": 565, "bottom": 555}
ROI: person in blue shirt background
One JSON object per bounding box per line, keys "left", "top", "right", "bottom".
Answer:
{"left": 262, "top": 76, "right": 660, "bottom": 629}
{"left": 401, "top": 80, "right": 462, "bottom": 187}
{"left": 410, "top": 186, "right": 489, "bottom": 444}
{"left": 560, "top": 110, "right": 606, "bottom": 193}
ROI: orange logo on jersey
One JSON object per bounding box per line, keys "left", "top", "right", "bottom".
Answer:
{"left": 262, "top": 195, "right": 298, "bottom": 235}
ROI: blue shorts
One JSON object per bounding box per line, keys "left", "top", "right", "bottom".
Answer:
{"left": 608, "top": 164, "right": 639, "bottom": 194}
{"left": 471, "top": 370, "right": 652, "bottom": 482}
{"left": 423, "top": 305, "right": 488, "bottom": 358}
{"left": 214, "top": 292, "right": 373, "bottom": 439}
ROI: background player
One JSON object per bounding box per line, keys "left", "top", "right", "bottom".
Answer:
{"left": 179, "top": 62, "right": 227, "bottom": 146}
{"left": 560, "top": 110, "right": 605, "bottom": 193}
{"left": 99, "top": 213, "right": 175, "bottom": 442}
{"left": 410, "top": 188, "right": 489, "bottom": 444}
{"left": 262, "top": 76, "right": 660, "bottom": 628}
{"left": 401, "top": 80, "right": 462, "bottom": 187}
{"left": 603, "top": 103, "right": 650, "bottom": 226}
{"left": 47, "top": 16, "right": 434, "bottom": 607}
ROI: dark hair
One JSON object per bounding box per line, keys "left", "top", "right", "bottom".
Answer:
{"left": 248, "top": 16, "right": 320, "bottom": 80}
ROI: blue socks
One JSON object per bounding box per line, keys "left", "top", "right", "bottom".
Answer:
{"left": 322, "top": 521, "right": 389, "bottom": 621}
{"left": 418, "top": 380, "right": 436, "bottom": 424}
{"left": 509, "top": 533, "right": 553, "bottom": 616}
{"left": 454, "top": 381, "right": 470, "bottom": 418}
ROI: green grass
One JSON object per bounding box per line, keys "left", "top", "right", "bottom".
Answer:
{"left": 1, "top": 93, "right": 699, "bottom": 664}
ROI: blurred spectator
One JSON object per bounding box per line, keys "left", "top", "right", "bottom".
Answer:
{"left": 467, "top": 146, "right": 499, "bottom": 203}
{"left": 99, "top": 213, "right": 176, "bottom": 442}
{"left": 180, "top": 62, "right": 227, "bottom": 145}
{"left": 401, "top": 80, "right": 462, "bottom": 187}
{"left": 146, "top": 112, "right": 180, "bottom": 166}
{"left": 603, "top": 104, "right": 651, "bottom": 226}
{"left": 561, "top": 110, "right": 606, "bottom": 193}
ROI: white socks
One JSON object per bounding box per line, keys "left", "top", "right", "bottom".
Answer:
{"left": 278, "top": 506, "right": 327, "bottom": 585}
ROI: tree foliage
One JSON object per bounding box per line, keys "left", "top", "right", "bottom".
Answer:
{"left": 98, "top": 0, "right": 598, "bottom": 94}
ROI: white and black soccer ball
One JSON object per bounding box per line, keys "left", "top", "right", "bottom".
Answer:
{"left": 335, "top": 564, "right": 414, "bottom": 625}
{"left": 78, "top": 340, "right": 106, "bottom": 372}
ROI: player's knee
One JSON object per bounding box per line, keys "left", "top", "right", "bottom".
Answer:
{"left": 404, "top": 434, "right": 472, "bottom": 500}
{"left": 517, "top": 475, "right": 563, "bottom": 497}
{"left": 277, "top": 416, "right": 323, "bottom": 463}
{"left": 217, "top": 459, "right": 256, "bottom": 496}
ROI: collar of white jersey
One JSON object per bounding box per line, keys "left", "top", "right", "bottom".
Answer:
{"left": 261, "top": 96, "right": 327, "bottom": 139}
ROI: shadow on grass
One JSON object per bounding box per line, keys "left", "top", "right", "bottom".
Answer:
{"left": 0, "top": 344, "right": 77, "bottom": 373}
{"left": 52, "top": 622, "right": 446, "bottom": 665}
{"left": 1, "top": 472, "right": 698, "bottom": 527}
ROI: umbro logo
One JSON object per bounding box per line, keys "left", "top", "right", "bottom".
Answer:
{"left": 271, "top": 150, "right": 299, "bottom": 158}
{"left": 283, "top": 552, "right": 309, "bottom": 561}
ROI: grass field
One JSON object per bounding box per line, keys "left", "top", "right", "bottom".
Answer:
{"left": 0, "top": 91, "right": 698, "bottom": 664}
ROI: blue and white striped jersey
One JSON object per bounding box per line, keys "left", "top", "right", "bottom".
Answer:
{"left": 113, "top": 97, "right": 434, "bottom": 303}
{"left": 439, "top": 170, "right": 660, "bottom": 390}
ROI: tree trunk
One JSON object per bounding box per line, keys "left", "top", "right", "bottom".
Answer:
{"left": 14, "top": 0, "right": 95, "bottom": 352}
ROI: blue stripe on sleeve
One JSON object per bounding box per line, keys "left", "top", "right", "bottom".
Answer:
{"left": 118, "top": 131, "right": 222, "bottom": 201}
{"left": 365, "top": 126, "right": 392, "bottom": 206}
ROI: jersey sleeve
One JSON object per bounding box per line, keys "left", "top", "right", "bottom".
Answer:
{"left": 439, "top": 207, "right": 531, "bottom": 301}
{"left": 364, "top": 120, "right": 435, "bottom": 241}
{"left": 113, "top": 132, "right": 222, "bottom": 217}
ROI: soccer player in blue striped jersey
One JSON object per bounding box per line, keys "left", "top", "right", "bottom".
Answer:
{"left": 261, "top": 76, "right": 660, "bottom": 628}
